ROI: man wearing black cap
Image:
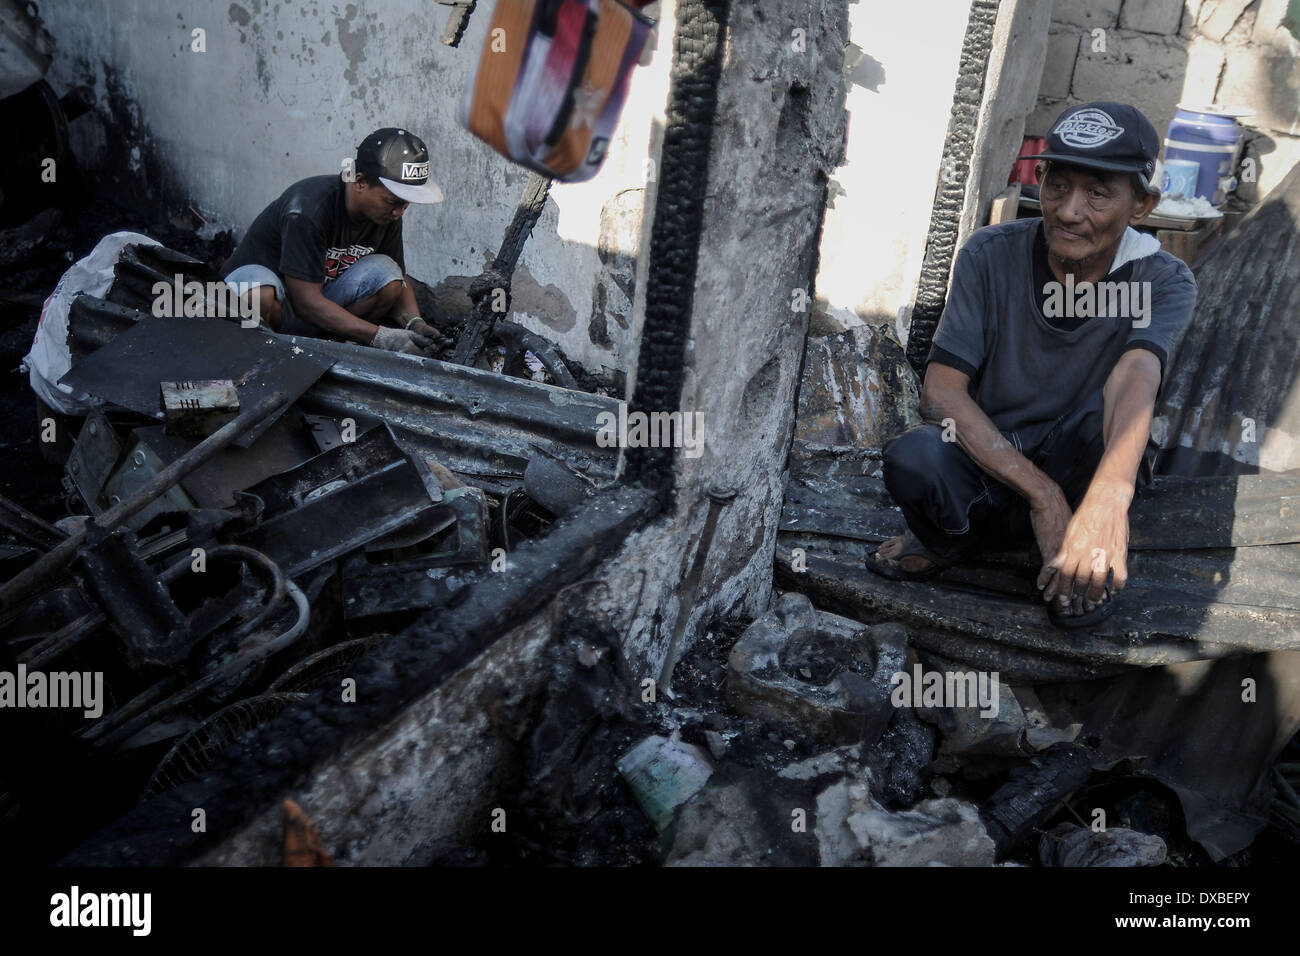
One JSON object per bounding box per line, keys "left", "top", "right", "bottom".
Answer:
{"left": 869, "top": 102, "right": 1198, "bottom": 629}
{"left": 223, "top": 127, "right": 445, "bottom": 354}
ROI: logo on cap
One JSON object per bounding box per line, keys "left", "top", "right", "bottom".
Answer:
{"left": 1054, "top": 109, "right": 1125, "bottom": 149}
{"left": 401, "top": 161, "right": 429, "bottom": 182}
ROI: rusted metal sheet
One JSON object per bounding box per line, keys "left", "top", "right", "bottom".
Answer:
{"left": 291, "top": 336, "right": 618, "bottom": 489}
{"left": 775, "top": 462, "right": 1300, "bottom": 681}
{"left": 60, "top": 311, "right": 332, "bottom": 448}
{"left": 235, "top": 424, "right": 442, "bottom": 578}
{"left": 64, "top": 409, "right": 122, "bottom": 516}
{"left": 780, "top": 471, "right": 904, "bottom": 543}
{"left": 775, "top": 537, "right": 1300, "bottom": 683}
{"left": 65, "top": 295, "right": 621, "bottom": 492}
{"left": 781, "top": 470, "right": 1300, "bottom": 549}
{"left": 1154, "top": 159, "right": 1300, "bottom": 476}
{"left": 121, "top": 418, "right": 320, "bottom": 509}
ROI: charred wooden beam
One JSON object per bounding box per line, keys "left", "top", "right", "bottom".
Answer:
{"left": 452, "top": 172, "right": 553, "bottom": 368}
{"left": 60, "top": 483, "right": 660, "bottom": 866}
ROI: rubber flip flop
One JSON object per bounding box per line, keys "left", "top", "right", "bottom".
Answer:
{"left": 866, "top": 531, "right": 954, "bottom": 582}
{"left": 1047, "top": 587, "right": 1116, "bottom": 630}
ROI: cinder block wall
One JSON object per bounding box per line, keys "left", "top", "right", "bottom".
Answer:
{"left": 1031, "top": 0, "right": 1300, "bottom": 199}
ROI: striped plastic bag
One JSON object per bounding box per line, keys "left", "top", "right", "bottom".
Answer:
{"left": 460, "top": 0, "right": 653, "bottom": 181}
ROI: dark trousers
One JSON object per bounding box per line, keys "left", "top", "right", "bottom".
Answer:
{"left": 881, "top": 391, "right": 1148, "bottom": 561}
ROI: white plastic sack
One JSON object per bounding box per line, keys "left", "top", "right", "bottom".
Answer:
{"left": 22, "top": 231, "right": 161, "bottom": 415}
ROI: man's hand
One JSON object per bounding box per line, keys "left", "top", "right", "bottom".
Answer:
{"left": 1038, "top": 478, "right": 1132, "bottom": 613}
{"left": 401, "top": 315, "right": 441, "bottom": 340}
{"left": 1035, "top": 349, "right": 1161, "bottom": 615}
{"left": 371, "top": 325, "right": 433, "bottom": 354}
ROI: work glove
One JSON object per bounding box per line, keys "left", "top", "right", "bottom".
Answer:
{"left": 402, "top": 315, "right": 441, "bottom": 341}
{"left": 371, "top": 325, "right": 433, "bottom": 355}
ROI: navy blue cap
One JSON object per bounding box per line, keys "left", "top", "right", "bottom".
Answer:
{"left": 1020, "top": 101, "right": 1162, "bottom": 194}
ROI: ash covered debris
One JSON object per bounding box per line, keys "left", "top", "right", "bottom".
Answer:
{"left": 3, "top": 0, "right": 1300, "bottom": 878}
{"left": 0, "top": 102, "right": 631, "bottom": 866}
{"left": 0, "top": 223, "right": 632, "bottom": 863}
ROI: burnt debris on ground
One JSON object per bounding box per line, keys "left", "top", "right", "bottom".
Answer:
{"left": 4, "top": 0, "right": 1300, "bottom": 869}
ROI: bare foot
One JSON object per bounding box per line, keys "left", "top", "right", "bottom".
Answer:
{"left": 873, "top": 531, "right": 940, "bottom": 573}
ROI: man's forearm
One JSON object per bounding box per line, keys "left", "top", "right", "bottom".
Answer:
{"left": 920, "top": 385, "right": 1060, "bottom": 506}
{"left": 290, "top": 293, "right": 378, "bottom": 344}
{"left": 1088, "top": 352, "right": 1162, "bottom": 504}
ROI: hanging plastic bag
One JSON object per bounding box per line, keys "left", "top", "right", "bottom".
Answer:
{"left": 459, "top": 0, "right": 653, "bottom": 181}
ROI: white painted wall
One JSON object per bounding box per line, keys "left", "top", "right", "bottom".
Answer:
{"left": 39, "top": 0, "right": 674, "bottom": 372}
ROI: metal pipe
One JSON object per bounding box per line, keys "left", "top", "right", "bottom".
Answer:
{"left": 18, "top": 610, "right": 104, "bottom": 669}
{"left": 94, "top": 579, "right": 311, "bottom": 751}
{"left": 79, "top": 676, "right": 179, "bottom": 742}
{"left": 19, "top": 546, "right": 283, "bottom": 672}
{"left": 159, "top": 544, "right": 288, "bottom": 645}
{"left": 0, "top": 391, "right": 291, "bottom": 613}
{"left": 0, "top": 492, "right": 67, "bottom": 551}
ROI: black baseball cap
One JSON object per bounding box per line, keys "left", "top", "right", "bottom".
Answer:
{"left": 356, "top": 127, "right": 444, "bottom": 204}
{"left": 1020, "top": 101, "right": 1162, "bottom": 195}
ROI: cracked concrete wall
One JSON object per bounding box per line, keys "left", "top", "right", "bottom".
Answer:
{"left": 1031, "top": 0, "right": 1300, "bottom": 200}
{"left": 810, "top": 0, "right": 972, "bottom": 344}
{"left": 582, "top": 0, "right": 855, "bottom": 686}
{"left": 36, "top": 0, "right": 676, "bottom": 373}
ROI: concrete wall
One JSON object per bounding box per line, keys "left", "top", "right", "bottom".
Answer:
{"left": 586, "top": 0, "right": 855, "bottom": 685}
{"left": 957, "top": 0, "right": 1052, "bottom": 248}
{"left": 1031, "top": 0, "right": 1300, "bottom": 200}
{"left": 38, "top": 0, "right": 676, "bottom": 374}
{"left": 811, "top": 0, "right": 972, "bottom": 345}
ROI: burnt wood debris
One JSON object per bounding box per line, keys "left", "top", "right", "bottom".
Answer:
{"left": 1, "top": 0, "right": 1299, "bottom": 871}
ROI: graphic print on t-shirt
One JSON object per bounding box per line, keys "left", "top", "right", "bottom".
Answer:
{"left": 323, "top": 243, "right": 376, "bottom": 282}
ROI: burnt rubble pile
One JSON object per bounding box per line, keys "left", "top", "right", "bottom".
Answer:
{"left": 469, "top": 586, "right": 1296, "bottom": 867}
{"left": 0, "top": 228, "right": 630, "bottom": 863}
{"left": 2, "top": 232, "right": 1298, "bottom": 865}
{"left": 5, "top": 0, "right": 1300, "bottom": 869}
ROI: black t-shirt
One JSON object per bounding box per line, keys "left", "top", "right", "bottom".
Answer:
{"left": 925, "top": 217, "right": 1196, "bottom": 436}
{"left": 222, "top": 175, "right": 404, "bottom": 285}
{"left": 1029, "top": 222, "right": 1135, "bottom": 333}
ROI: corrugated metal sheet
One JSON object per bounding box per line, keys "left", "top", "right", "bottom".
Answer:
{"left": 1154, "top": 160, "right": 1300, "bottom": 476}
{"left": 66, "top": 294, "right": 621, "bottom": 491}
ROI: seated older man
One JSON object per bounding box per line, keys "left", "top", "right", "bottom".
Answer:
{"left": 868, "top": 102, "right": 1198, "bottom": 629}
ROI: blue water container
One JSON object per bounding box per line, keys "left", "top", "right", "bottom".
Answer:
{"left": 1163, "top": 106, "right": 1243, "bottom": 205}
